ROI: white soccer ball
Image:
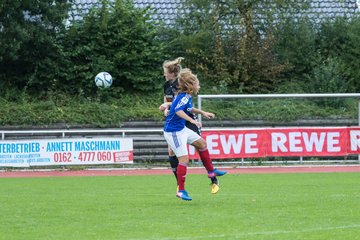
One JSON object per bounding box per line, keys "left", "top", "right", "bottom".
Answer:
{"left": 95, "top": 72, "right": 113, "bottom": 89}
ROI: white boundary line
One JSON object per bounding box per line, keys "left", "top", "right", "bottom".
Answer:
{"left": 1, "top": 164, "right": 360, "bottom": 173}
{"left": 129, "top": 224, "right": 360, "bottom": 240}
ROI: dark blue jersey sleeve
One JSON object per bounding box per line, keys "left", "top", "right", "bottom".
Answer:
{"left": 174, "top": 94, "right": 192, "bottom": 113}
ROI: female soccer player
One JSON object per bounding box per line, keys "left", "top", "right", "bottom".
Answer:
{"left": 163, "top": 68, "right": 227, "bottom": 201}
{"left": 160, "top": 57, "right": 220, "bottom": 194}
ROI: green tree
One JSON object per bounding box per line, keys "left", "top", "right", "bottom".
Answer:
{"left": 316, "top": 17, "right": 360, "bottom": 92}
{"left": 60, "top": 0, "right": 165, "bottom": 96}
{"left": 274, "top": 18, "right": 318, "bottom": 84}
{"left": 169, "top": 0, "right": 309, "bottom": 93}
{"left": 0, "top": 0, "right": 71, "bottom": 97}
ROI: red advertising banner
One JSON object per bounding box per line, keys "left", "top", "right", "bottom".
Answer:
{"left": 266, "top": 128, "right": 348, "bottom": 157}
{"left": 348, "top": 127, "right": 360, "bottom": 155}
{"left": 188, "top": 127, "right": 360, "bottom": 159}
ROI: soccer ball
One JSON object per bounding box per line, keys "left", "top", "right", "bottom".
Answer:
{"left": 95, "top": 72, "right": 112, "bottom": 89}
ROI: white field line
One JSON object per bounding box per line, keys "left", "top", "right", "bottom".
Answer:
{"left": 129, "top": 224, "right": 360, "bottom": 240}
{"left": 1, "top": 164, "right": 360, "bottom": 173}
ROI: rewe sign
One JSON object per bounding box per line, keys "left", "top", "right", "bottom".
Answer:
{"left": 189, "top": 127, "right": 360, "bottom": 159}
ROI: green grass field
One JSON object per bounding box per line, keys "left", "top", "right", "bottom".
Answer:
{"left": 1, "top": 172, "right": 359, "bottom": 240}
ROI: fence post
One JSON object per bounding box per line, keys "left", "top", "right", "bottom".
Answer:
{"left": 198, "top": 95, "right": 202, "bottom": 123}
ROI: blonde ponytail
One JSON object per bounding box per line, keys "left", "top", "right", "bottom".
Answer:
{"left": 163, "top": 57, "right": 184, "bottom": 76}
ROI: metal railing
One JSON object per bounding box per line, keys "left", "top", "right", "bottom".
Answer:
{"left": 0, "top": 129, "right": 163, "bottom": 140}
{"left": 197, "top": 93, "right": 360, "bottom": 124}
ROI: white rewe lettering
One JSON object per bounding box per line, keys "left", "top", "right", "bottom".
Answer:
{"left": 245, "top": 134, "right": 258, "bottom": 153}
{"left": 350, "top": 130, "right": 360, "bottom": 151}
{"left": 220, "top": 134, "right": 243, "bottom": 154}
{"left": 272, "top": 131, "right": 341, "bottom": 153}
{"left": 302, "top": 132, "right": 326, "bottom": 152}
{"left": 289, "top": 132, "right": 302, "bottom": 152}
{"left": 327, "top": 132, "right": 341, "bottom": 152}
{"left": 271, "top": 133, "right": 288, "bottom": 152}
{"left": 207, "top": 135, "right": 220, "bottom": 154}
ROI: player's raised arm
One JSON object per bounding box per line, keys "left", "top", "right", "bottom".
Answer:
{"left": 191, "top": 107, "right": 215, "bottom": 119}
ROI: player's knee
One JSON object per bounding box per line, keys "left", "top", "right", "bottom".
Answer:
{"left": 168, "top": 147, "right": 175, "bottom": 155}
{"left": 193, "top": 138, "right": 206, "bottom": 149}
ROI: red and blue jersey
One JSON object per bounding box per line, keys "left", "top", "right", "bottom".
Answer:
{"left": 164, "top": 92, "right": 193, "bottom": 132}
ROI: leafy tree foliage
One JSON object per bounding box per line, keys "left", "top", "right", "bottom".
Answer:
{"left": 274, "top": 18, "right": 319, "bottom": 83}
{"left": 275, "top": 16, "right": 360, "bottom": 93}
{"left": 0, "top": 0, "right": 359, "bottom": 102}
{"left": 59, "top": 0, "right": 165, "bottom": 96}
{"left": 316, "top": 17, "right": 360, "bottom": 92}
{"left": 0, "top": 0, "right": 165, "bottom": 98}
{"left": 169, "top": 0, "right": 309, "bottom": 93}
{"left": 0, "top": 0, "right": 71, "bottom": 97}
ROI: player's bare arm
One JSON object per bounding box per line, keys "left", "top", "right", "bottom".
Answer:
{"left": 159, "top": 102, "right": 172, "bottom": 111}
{"left": 191, "top": 107, "right": 215, "bottom": 119}
{"left": 176, "top": 110, "right": 202, "bottom": 128}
